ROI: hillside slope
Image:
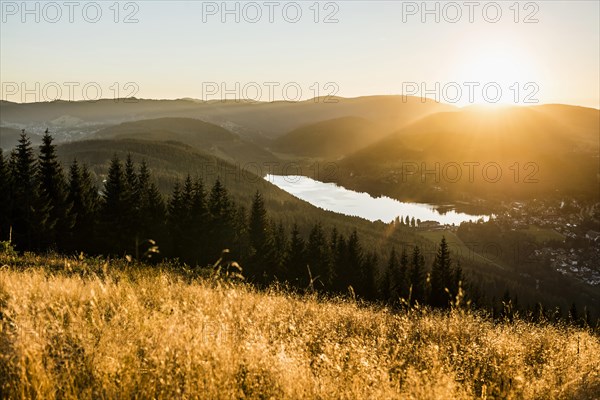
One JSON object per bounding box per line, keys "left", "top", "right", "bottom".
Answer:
{"left": 271, "top": 116, "right": 389, "bottom": 158}
{"left": 92, "top": 117, "right": 278, "bottom": 165}
{"left": 336, "top": 105, "right": 600, "bottom": 201}
{"left": 55, "top": 138, "right": 420, "bottom": 250}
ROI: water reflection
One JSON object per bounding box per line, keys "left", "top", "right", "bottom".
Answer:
{"left": 266, "top": 174, "right": 490, "bottom": 225}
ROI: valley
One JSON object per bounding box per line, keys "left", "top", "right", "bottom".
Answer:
{"left": 1, "top": 96, "right": 598, "bottom": 320}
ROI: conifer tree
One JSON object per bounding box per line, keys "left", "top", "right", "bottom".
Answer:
{"left": 186, "top": 176, "right": 207, "bottom": 264}
{"left": 247, "top": 190, "right": 271, "bottom": 281}
{"left": 37, "top": 130, "right": 71, "bottom": 249}
{"left": 248, "top": 191, "right": 268, "bottom": 256}
{"left": 122, "top": 154, "right": 143, "bottom": 249}
{"left": 409, "top": 245, "right": 426, "bottom": 305}
{"left": 175, "top": 175, "right": 195, "bottom": 262}
{"left": 67, "top": 160, "right": 100, "bottom": 253}
{"left": 0, "top": 151, "right": 11, "bottom": 240}
{"left": 167, "top": 181, "right": 185, "bottom": 257}
{"left": 287, "top": 223, "right": 306, "bottom": 286}
{"left": 232, "top": 204, "right": 249, "bottom": 263}
{"left": 135, "top": 160, "right": 166, "bottom": 258}
{"left": 271, "top": 221, "right": 288, "bottom": 281}
{"left": 451, "top": 260, "right": 464, "bottom": 301}
{"left": 332, "top": 232, "right": 348, "bottom": 293}
{"left": 380, "top": 247, "right": 395, "bottom": 302}
{"left": 345, "top": 229, "right": 364, "bottom": 294}
{"left": 8, "top": 132, "right": 40, "bottom": 250}
{"left": 306, "top": 222, "right": 331, "bottom": 290}
{"left": 398, "top": 247, "right": 409, "bottom": 298}
{"left": 387, "top": 247, "right": 407, "bottom": 304}
{"left": 430, "top": 237, "right": 453, "bottom": 308}
{"left": 207, "top": 177, "right": 234, "bottom": 261}
{"left": 102, "top": 155, "right": 130, "bottom": 254}
{"left": 361, "top": 250, "right": 378, "bottom": 300}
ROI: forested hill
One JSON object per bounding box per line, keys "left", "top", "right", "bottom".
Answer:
{"left": 93, "top": 117, "right": 278, "bottom": 165}
{"left": 334, "top": 106, "right": 600, "bottom": 202}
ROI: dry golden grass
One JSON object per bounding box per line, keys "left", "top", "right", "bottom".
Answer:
{"left": 0, "top": 253, "right": 599, "bottom": 399}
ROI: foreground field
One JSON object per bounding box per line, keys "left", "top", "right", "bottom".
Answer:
{"left": 0, "top": 254, "right": 599, "bottom": 399}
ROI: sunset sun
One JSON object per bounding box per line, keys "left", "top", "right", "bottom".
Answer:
{"left": 451, "top": 40, "right": 539, "bottom": 106}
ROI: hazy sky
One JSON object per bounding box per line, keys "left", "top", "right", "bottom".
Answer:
{"left": 1, "top": 1, "right": 598, "bottom": 107}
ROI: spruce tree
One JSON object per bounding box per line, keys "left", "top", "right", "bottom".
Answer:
{"left": 101, "top": 155, "right": 129, "bottom": 254}
{"left": 123, "top": 154, "right": 139, "bottom": 246}
{"left": 409, "top": 245, "right": 426, "bottom": 305}
{"left": 247, "top": 190, "right": 271, "bottom": 281}
{"left": 361, "top": 251, "right": 378, "bottom": 300}
{"left": 232, "top": 204, "right": 249, "bottom": 264}
{"left": 67, "top": 160, "right": 100, "bottom": 253}
{"left": 451, "top": 260, "right": 464, "bottom": 301}
{"left": 346, "top": 229, "right": 364, "bottom": 294}
{"left": 332, "top": 232, "right": 348, "bottom": 293}
{"left": 124, "top": 153, "right": 138, "bottom": 189}
{"left": 8, "top": 132, "right": 39, "bottom": 250}
{"left": 387, "top": 247, "right": 408, "bottom": 304}
{"left": 136, "top": 160, "right": 166, "bottom": 259}
{"left": 306, "top": 222, "right": 331, "bottom": 290}
{"left": 381, "top": 247, "right": 396, "bottom": 303}
{"left": 167, "top": 181, "right": 185, "bottom": 257}
{"left": 248, "top": 191, "right": 268, "bottom": 256}
{"left": 430, "top": 237, "right": 453, "bottom": 308}
{"left": 0, "top": 151, "right": 11, "bottom": 240}
{"left": 207, "top": 178, "right": 234, "bottom": 262}
{"left": 37, "top": 130, "right": 71, "bottom": 249}
{"left": 287, "top": 223, "right": 306, "bottom": 287}
{"left": 175, "top": 175, "right": 195, "bottom": 262}
{"left": 398, "top": 247, "right": 409, "bottom": 298}
{"left": 167, "top": 177, "right": 199, "bottom": 262}
{"left": 271, "top": 221, "right": 288, "bottom": 281}
{"left": 187, "top": 176, "right": 207, "bottom": 264}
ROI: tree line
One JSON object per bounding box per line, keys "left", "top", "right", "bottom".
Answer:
{"left": 1, "top": 131, "right": 596, "bottom": 324}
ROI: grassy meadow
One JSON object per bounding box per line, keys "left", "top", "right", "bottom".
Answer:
{"left": 0, "top": 253, "right": 599, "bottom": 399}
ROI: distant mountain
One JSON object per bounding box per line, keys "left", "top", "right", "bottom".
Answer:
{"left": 92, "top": 117, "right": 278, "bottom": 165}
{"left": 271, "top": 116, "right": 390, "bottom": 158}
{"left": 335, "top": 105, "right": 600, "bottom": 202}
{"left": 0, "top": 96, "right": 454, "bottom": 142}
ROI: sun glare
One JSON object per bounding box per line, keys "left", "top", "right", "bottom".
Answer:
{"left": 451, "top": 40, "right": 538, "bottom": 107}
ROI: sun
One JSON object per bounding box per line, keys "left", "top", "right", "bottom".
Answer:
{"left": 461, "top": 53, "right": 526, "bottom": 85}
{"left": 450, "top": 40, "right": 538, "bottom": 107}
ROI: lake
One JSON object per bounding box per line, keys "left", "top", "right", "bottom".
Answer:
{"left": 265, "top": 175, "right": 490, "bottom": 225}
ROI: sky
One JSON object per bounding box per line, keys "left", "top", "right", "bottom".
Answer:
{"left": 1, "top": 0, "right": 599, "bottom": 108}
